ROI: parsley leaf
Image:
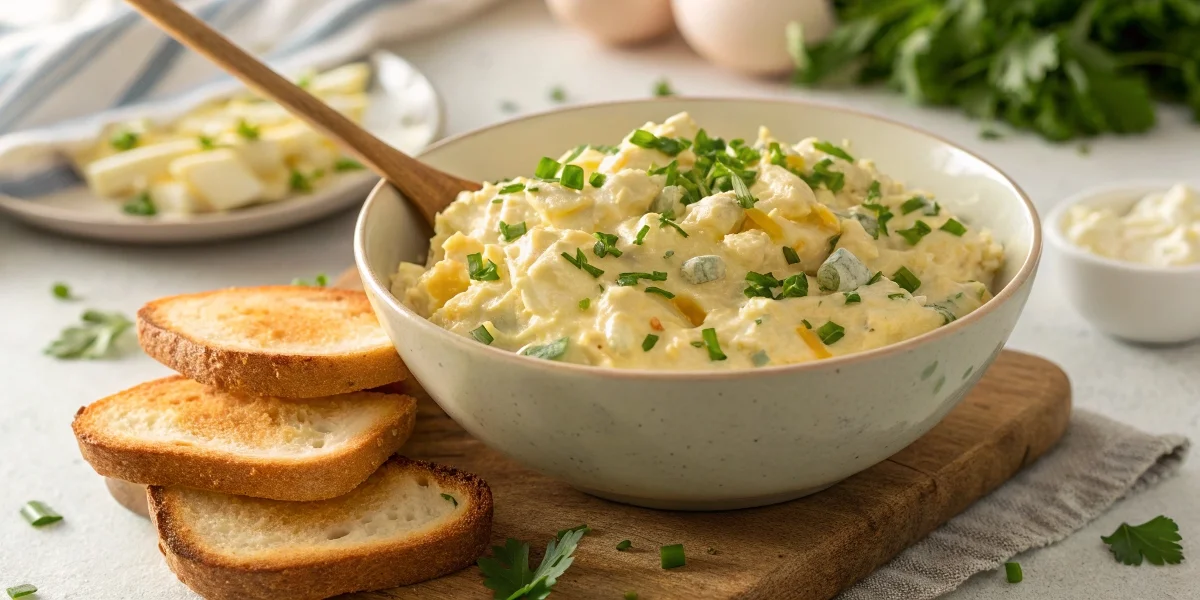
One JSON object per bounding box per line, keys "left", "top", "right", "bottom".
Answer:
{"left": 45, "top": 310, "right": 133, "bottom": 360}
{"left": 1101, "top": 516, "right": 1184, "bottom": 566}
{"left": 478, "top": 528, "right": 585, "bottom": 600}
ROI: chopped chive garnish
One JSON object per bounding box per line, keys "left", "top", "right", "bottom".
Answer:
{"left": 924, "top": 201, "right": 941, "bottom": 216}
{"left": 813, "top": 140, "right": 854, "bottom": 162}
{"left": 592, "top": 232, "right": 623, "bottom": 258}
{"left": 20, "top": 501, "right": 62, "bottom": 527}
{"left": 578, "top": 298, "right": 590, "bottom": 310}
{"left": 896, "top": 220, "right": 932, "bottom": 245}
{"left": 534, "top": 157, "right": 561, "bottom": 179}
{"left": 617, "top": 539, "right": 633, "bottom": 551}
{"left": 589, "top": 172, "right": 607, "bottom": 188}
{"left": 197, "top": 135, "right": 215, "bottom": 150}
{"left": 780, "top": 274, "right": 808, "bottom": 298}
{"left": 826, "top": 233, "right": 841, "bottom": 254}
{"left": 844, "top": 292, "right": 861, "bottom": 304}
{"left": 521, "top": 337, "right": 569, "bottom": 360}
{"left": 561, "top": 164, "right": 585, "bottom": 190}
{"left": 653, "top": 78, "right": 674, "bottom": 97}
{"left": 642, "top": 334, "right": 660, "bottom": 351}
{"left": 645, "top": 287, "right": 675, "bottom": 299}
{"left": 236, "top": 119, "right": 259, "bottom": 140}
{"left": 549, "top": 86, "right": 566, "bottom": 102}
{"left": 701, "top": 328, "right": 726, "bottom": 361}
{"left": 561, "top": 249, "right": 604, "bottom": 278}
{"left": 110, "top": 130, "right": 139, "bottom": 151}
{"left": 940, "top": 218, "right": 967, "bottom": 236}
{"left": 52, "top": 283, "right": 73, "bottom": 300}
{"left": 498, "top": 182, "right": 526, "bottom": 194}
{"left": 628, "top": 129, "right": 689, "bottom": 156}
{"left": 755, "top": 318, "right": 763, "bottom": 325}
{"left": 563, "top": 144, "right": 588, "bottom": 163}
{"left": 629, "top": 129, "right": 657, "bottom": 147}
{"left": 746, "top": 271, "right": 782, "bottom": 288}
{"left": 333, "top": 157, "right": 365, "bottom": 171}
{"left": 892, "top": 266, "right": 921, "bottom": 293}
{"left": 866, "top": 180, "right": 882, "bottom": 202}
{"left": 663, "top": 250, "right": 675, "bottom": 259}
{"left": 527, "top": 186, "right": 540, "bottom": 192}
{"left": 617, "top": 271, "right": 668, "bottom": 286}
{"left": 782, "top": 246, "right": 800, "bottom": 265}
{"left": 861, "top": 201, "right": 893, "bottom": 235}
{"left": 1005, "top": 562, "right": 1022, "bottom": 583}
{"left": 801, "top": 319, "right": 813, "bottom": 329}
{"left": 730, "top": 172, "right": 756, "bottom": 209}
{"left": 289, "top": 169, "right": 313, "bottom": 193}
{"left": 867, "top": 271, "right": 883, "bottom": 285}
{"left": 658, "top": 210, "right": 689, "bottom": 237}
{"left": 440, "top": 493, "right": 458, "bottom": 507}
{"left": 122, "top": 192, "right": 156, "bottom": 216}
{"left": 6, "top": 584, "right": 37, "bottom": 598}
{"left": 900, "top": 197, "right": 927, "bottom": 215}
{"left": 660, "top": 543, "right": 687, "bottom": 569}
{"left": 817, "top": 321, "right": 845, "bottom": 345}
{"left": 690, "top": 341, "right": 704, "bottom": 347}
{"left": 470, "top": 325, "right": 493, "bottom": 345}
{"left": 634, "top": 224, "right": 650, "bottom": 245}
{"left": 889, "top": 293, "right": 907, "bottom": 299}
{"left": 751, "top": 350, "right": 771, "bottom": 367}
{"left": 467, "top": 253, "right": 500, "bottom": 281}
{"left": 499, "top": 221, "right": 527, "bottom": 242}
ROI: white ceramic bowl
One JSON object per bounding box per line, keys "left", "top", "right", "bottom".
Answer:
{"left": 355, "top": 98, "right": 1041, "bottom": 510}
{"left": 1045, "top": 182, "right": 1200, "bottom": 344}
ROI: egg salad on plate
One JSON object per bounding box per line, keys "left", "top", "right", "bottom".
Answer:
{"left": 392, "top": 112, "right": 1004, "bottom": 370}
{"left": 72, "top": 64, "right": 370, "bottom": 217}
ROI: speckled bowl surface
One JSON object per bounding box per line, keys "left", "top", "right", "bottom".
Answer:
{"left": 355, "top": 98, "right": 1041, "bottom": 510}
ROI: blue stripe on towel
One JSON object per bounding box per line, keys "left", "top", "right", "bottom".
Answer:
{"left": 0, "top": 11, "right": 141, "bottom": 133}
{"left": 0, "top": 164, "right": 83, "bottom": 198}
{"left": 114, "top": 0, "right": 234, "bottom": 107}
{"left": 272, "top": 0, "right": 410, "bottom": 58}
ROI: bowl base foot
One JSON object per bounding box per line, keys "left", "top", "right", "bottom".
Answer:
{"left": 572, "top": 481, "right": 839, "bottom": 511}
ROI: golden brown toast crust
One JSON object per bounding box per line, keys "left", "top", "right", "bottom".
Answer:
{"left": 137, "top": 286, "right": 408, "bottom": 398}
{"left": 148, "top": 457, "right": 494, "bottom": 600}
{"left": 73, "top": 376, "right": 418, "bottom": 501}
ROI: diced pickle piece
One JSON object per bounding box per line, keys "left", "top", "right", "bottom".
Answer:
{"left": 817, "top": 248, "right": 871, "bottom": 292}
{"left": 679, "top": 255, "right": 726, "bottom": 284}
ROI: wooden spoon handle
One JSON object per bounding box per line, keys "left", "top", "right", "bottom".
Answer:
{"left": 122, "top": 0, "right": 477, "bottom": 225}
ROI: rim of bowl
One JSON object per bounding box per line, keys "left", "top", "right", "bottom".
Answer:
{"left": 1045, "top": 180, "right": 1200, "bottom": 274}
{"left": 355, "top": 96, "right": 1043, "bottom": 381}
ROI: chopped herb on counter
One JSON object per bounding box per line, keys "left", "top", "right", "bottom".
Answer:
{"left": 6, "top": 584, "right": 37, "bottom": 599}
{"left": 499, "top": 99, "right": 518, "bottom": 113}
{"left": 1005, "top": 562, "right": 1022, "bottom": 583}
{"left": 467, "top": 253, "right": 500, "bottom": 281}
{"left": 701, "top": 328, "right": 726, "bottom": 361}
{"left": 653, "top": 78, "right": 675, "bottom": 97}
{"left": 642, "top": 334, "right": 659, "bottom": 351}
{"left": 616, "top": 539, "right": 633, "bottom": 551}
{"left": 660, "top": 544, "right": 687, "bottom": 569}
{"left": 20, "top": 501, "right": 62, "bottom": 527}
{"left": 624, "top": 592, "right": 639, "bottom": 600}
{"left": 45, "top": 311, "right": 133, "bottom": 360}
{"left": 478, "top": 528, "right": 584, "bottom": 600}
{"left": 1101, "top": 516, "right": 1183, "bottom": 566}
{"left": 52, "top": 283, "right": 74, "bottom": 300}
{"left": 549, "top": 86, "right": 567, "bottom": 103}
{"left": 470, "top": 325, "right": 493, "bottom": 345}
{"left": 291, "top": 273, "right": 328, "bottom": 287}
{"left": 499, "top": 221, "right": 528, "bottom": 242}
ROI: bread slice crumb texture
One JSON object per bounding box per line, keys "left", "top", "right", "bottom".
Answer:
{"left": 148, "top": 286, "right": 390, "bottom": 355}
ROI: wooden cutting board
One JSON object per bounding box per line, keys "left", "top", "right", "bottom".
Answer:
{"left": 109, "top": 270, "right": 1072, "bottom": 600}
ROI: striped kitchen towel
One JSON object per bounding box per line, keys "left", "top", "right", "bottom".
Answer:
{"left": 0, "top": 0, "right": 501, "bottom": 184}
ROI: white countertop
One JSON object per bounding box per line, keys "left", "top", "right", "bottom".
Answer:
{"left": 2, "top": 1, "right": 1197, "bottom": 598}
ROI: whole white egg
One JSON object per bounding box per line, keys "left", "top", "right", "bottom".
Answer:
{"left": 545, "top": 0, "right": 675, "bottom": 47}
{"left": 672, "top": 0, "right": 836, "bottom": 76}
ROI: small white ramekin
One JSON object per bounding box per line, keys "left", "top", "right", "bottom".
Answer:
{"left": 1045, "top": 182, "right": 1200, "bottom": 344}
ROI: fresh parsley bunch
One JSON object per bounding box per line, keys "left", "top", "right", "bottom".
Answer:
{"left": 793, "top": 0, "right": 1200, "bottom": 141}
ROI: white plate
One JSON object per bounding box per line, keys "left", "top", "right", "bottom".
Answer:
{"left": 0, "top": 51, "right": 440, "bottom": 244}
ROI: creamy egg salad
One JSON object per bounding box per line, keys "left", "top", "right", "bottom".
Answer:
{"left": 1063, "top": 183, "right": 1200, "bottom": 267}
{"left": 73, "top": 64, "right": 370, "bottom": 217}
{"left": 391, "top": 113, "right": 1004, "bottom": 370}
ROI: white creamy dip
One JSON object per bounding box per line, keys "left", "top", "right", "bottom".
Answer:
{"left": 1063, "top": 183, "right": 1200, "bottom": 267}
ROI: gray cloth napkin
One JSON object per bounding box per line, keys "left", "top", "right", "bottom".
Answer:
{"left": 840, "top": 409, "right": 1190, "bottom": 600}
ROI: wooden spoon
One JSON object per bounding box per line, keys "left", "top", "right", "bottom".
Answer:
{"left": 123, "top": 0, "right": 479, "bottom": 226}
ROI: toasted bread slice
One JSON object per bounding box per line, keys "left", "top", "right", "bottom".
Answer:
{"left": 138, "top": 286, "right": 407, "bottom": 398}
{"left": 149, "top": 457, "right": 493, "bottom": 600}
{"left": 73, "top": 376, "right": 417, "bottom": 501}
